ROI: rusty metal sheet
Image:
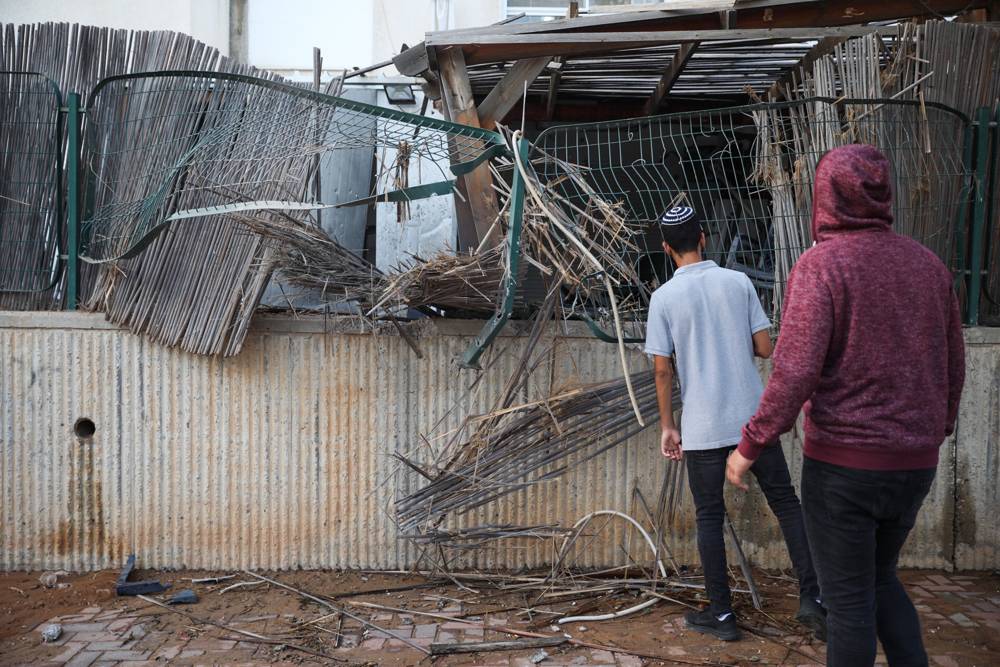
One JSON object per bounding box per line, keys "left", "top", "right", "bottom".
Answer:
{"left": 0, "top": 312, "right": 992, "bottom": 572}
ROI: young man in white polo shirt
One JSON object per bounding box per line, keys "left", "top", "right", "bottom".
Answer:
{"left": 645, "top": 206, "right": 824, "bottom": 641}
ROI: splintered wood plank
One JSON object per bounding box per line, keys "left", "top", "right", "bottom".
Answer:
{"left": 544, "top": 2, "right": 579, "bottom": 122}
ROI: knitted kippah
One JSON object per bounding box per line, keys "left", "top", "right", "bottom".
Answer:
{"left": 659, "top": 205, "right": 697, "bottom": 225}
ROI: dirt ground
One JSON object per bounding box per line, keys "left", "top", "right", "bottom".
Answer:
{"left": 1, "top": 568, "right": 997, "bottom": 666}
{"left": 0, "top": 570, "right": 121, "bottom": 641}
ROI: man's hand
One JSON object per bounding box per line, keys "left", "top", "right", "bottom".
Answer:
{"left": 726, "top": 449, "right": 754, "bottom": 491}
{"left": 660, "top": 427, "right": 682, "bottom": 461}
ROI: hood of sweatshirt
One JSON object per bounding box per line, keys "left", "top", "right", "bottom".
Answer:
{"left": 811, "top": 144, "right": 894, "bottom": 243}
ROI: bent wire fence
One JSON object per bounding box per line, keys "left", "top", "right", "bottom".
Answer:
{"left": 0, "top": 68, "right": 995, "bottom": 358}
{"left": 0, "top": 67, "right": 996, "bottom": 561}
{"left": 80, "top": 71, "right": 505, "bottom": 264}
{"left": 528, "top": 97, "right": 973, "bottom": 339}
{"left": 77, "top": 71, "right": 507, "bottom": 355}
{"left": 395, "top": 98, "right": 979, "bottom": 538}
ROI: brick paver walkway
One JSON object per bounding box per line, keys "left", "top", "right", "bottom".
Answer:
{"left": 8, "top": 572, "right": 998, "bottom": 666}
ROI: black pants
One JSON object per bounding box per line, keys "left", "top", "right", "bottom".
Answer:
{"left": 685, "top": 445, "right": 819, "bottom": 615}
{"left": 802, "top": 457, "right": 935, "bottom": 667}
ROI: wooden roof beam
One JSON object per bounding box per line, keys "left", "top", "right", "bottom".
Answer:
{"left": 477, "top": 56, "right": 552, "bottom": 130}
{"left": 436, "top": 46, "right": 500, "bottom": 251}
{"left": 644, "top": 41, "right": 700, "bottom": 115}
{"left": 427, "top": 0, "right": 989, "bottom": 38}
{"left": 392, "top": 12, "right": 530, "bottom": 77}
{"left": 426, "top": 25, "right": 891, "bottom": 65}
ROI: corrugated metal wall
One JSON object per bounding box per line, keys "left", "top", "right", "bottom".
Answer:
{"left": 1, "top": 312, "right": 997, "bottom": 571}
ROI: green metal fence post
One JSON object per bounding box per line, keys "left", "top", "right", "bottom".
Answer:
{"left": 65, "top": 92, "right": 81, "bottom": 310}
{"left": 967, "top": 106, "right": 991, "bottom": 326}
{"left": 460, "top": 137, "right": 530, "bottom": 369}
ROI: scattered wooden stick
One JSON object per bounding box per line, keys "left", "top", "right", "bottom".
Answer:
{"left": 135, "top": 595, "right": 352, "bottom": 664}
{"left": 334, "top": 612, "right": 345, "bottom": 649}
{"left": 346, "top": 600, "right": 726, "bottom": 666}
{"left": 430, "top": 636, "right": 567, "bottom": 655}
{"left": 634, "top": 486, "right": 683, "bottom": 577}
{"left": 724, "top": 514, "right": 763, "bottom": 611}
{"left": 387, "top": 312, "right": 423, "bottom": 358}
{"left": 136, "top": 595, "right": 268, "bottom": 641}
{"left": 331, "top": 581, "right": 439, "bottom": 599}
{"left": 219, "top": 580, "right": 266, "bottom": 594}
{"left": 739, "top": 623, "right": 822, "bottom": 663}
{"left": 190, "top": 575, "right": 237, "bottom": 584}
{"left": 241, "top": 570, "right": 431, "bottom": 655}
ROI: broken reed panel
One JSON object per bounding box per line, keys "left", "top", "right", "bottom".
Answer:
{"left": 911, "top": 21, "right": 1000, "bottom": 321}
{"left": 757, "top": 100, "right": 968, "bottom": 322}
{"left": 374, "top": 244, "right": 511, "bottom": 314}
{"left": 238, "top": 219, "right": 513, "bottom": 316}
{"left": 80, "top": 74, "right": 328, "bottom": 355}
{"left": 761, "top": 24, "right": 979, "bottom": 306}
{"left": 241, "top": 215, "right": 384, "bottom": 307}
{"left": 395, "top": 370, "right": 674, "bottom": 534}
{"left": 77, "top": 68, "right": 503, "bottom": 355}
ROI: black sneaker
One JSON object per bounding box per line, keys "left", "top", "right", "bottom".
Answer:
{"left": 796, "top": 597, "right": 827, "bottom": 641}
{"left": 684, "top": 608, "right": 742, "bottom": 641}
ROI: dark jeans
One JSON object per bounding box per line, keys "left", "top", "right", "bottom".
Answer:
{"left": 802, "top": 457, "right": 935, "bottom": 667}
{"left": 685, "top": 445, "right": 819, "bottom": 615}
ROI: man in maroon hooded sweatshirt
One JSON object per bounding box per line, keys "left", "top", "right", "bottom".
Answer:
{"left": 725, "top": 144, "right": 965, "bottom": 666}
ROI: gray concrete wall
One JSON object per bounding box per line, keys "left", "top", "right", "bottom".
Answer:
{"left": 0, "top": 312, "right": 996, "bottom": 571}
{"left": 954, "top": 328, "right": 1000, "bottom": 570}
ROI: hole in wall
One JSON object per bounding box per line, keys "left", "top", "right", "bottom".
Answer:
{"left": 73, "top": 418, "right": 96, "bottom": 440}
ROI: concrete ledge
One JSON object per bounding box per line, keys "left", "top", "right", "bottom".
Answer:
{"left": 964, "top": 326, "right": 1000, "bottom": 345}
{"left": 0, "top": 311, "right": 606, "bottom": 340}
{"left": 2, "top": 310, "right": 997, "bottom": 344}
{"left": 0, "top": 310, "right": 119, "bottom": 330}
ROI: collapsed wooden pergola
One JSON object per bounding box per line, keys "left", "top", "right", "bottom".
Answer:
{"left": 391, "top": 0, "right": 996, "bottom": 249}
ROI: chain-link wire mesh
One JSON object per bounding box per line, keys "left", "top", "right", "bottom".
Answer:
{"left": 0, "top": 71, "right": 62, "bottom": 296}
{"left": 530, "top": 97, "right": 971, "bottom": 332}
{"left": 81, "top": 71, "right": 505, "bottom": 264}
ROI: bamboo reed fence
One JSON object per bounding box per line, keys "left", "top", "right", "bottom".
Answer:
{"left": 770, "top": 21, "right": 1000, "bottom": 322}
{"left": 0, "top": 23, "right": 280, "bottom": 328}
{"left": 0, "top": 71, "right": 61, "bottom": 303}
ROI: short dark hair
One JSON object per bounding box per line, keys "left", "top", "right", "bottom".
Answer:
{"left": 658, "top": 206, "right": 703, "bottom": 254}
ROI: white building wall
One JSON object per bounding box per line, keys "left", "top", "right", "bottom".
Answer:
{"left": 248, "top": 0, "right": 500, "bottom": 78}
{"left": 0, "top": 0, "right": 501, "bottom": 74}
{"left": 0, "top": 0, "right": 231, "bottom": 55}
{"left": 247, "top": 0, "right": 375, "bottom": 75}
